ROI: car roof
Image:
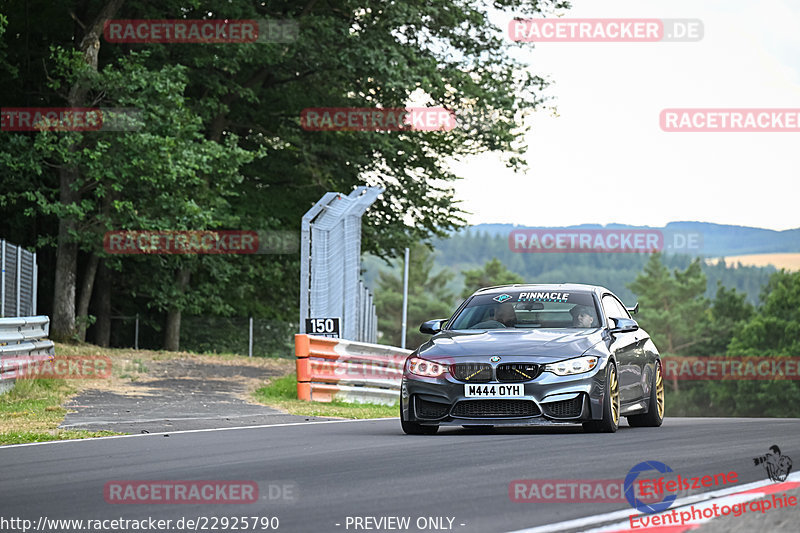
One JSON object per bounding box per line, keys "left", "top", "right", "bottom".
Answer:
{"left": 472, "top": 283, "right": 611, "bottom": 297}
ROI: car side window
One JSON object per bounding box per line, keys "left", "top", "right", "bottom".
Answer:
{"left": 613, "top": 297, "right": 631, "bottom": 319}
{"left": 602, "top": 295, "right": 630, "bottom": 326}
{"left": 601, "top": 295, "right": 617, "bottom": 326}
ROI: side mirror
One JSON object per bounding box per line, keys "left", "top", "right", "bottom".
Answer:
{"left": 626, "top": 302, "right": 639, "bottom": 315}
{"left": 420, "top": 319, "right": 446, "bottom": 335}
{"left": 609, "top": 317, "right": 639, "bottom": 334}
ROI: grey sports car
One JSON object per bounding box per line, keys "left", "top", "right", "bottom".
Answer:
{"left": 400, "top": 284, "right": 664, "bottom": 434}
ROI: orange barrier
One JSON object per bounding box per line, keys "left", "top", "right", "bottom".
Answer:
{"left": 295, "top": 334, "right": 410, "bottom": 404}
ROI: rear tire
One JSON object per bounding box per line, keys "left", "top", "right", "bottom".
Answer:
{"left": 400, "top": 402, "right": 439, "bottom": 435}
{"left": 628, "top": 360, "right": 664, "bottom": 427}
{"left": 583, "top": 362, "right": 620, "bottom": 433}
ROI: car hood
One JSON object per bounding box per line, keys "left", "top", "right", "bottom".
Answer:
{"left": 416, "top": 328, "right": 606, "bottom": 361}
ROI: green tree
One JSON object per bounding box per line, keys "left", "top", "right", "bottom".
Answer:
{"left": 374, "top": 243, "right": 456, "bottom": 350}
{"left": 728, "top": 270, "right": 800, "bottom": 356}
{"left": 461, "top": 258, "right": 524, "bottom": 298}
{"left": 627, "top": 253, "right": 708, "bottom": 354}
{"left": 695, "top": 282, "right": 754, "bottom": 355}
{"left": 700, "top": 271, "right": 800, "bottom": 417}
{"left": 658, "top": 269, "right": 800, "bottom": 418}
{"left": 1, "top": 0, "right": 566, "bottom": 349}
{"left": 1, "top": 50, "right": 253, "bottom": 346}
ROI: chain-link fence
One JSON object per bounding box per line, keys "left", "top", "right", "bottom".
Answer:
{"left": 300, "top": 187, "right": 381, "bottom": 342}
{"left": 1, "top": 239, "right": 37, "bottom": 318}
{"left": 181, "top": 316, "right": 296, "bottom": 358}
{"left": 107, "top": 315, "right": 295, "bottom": 358}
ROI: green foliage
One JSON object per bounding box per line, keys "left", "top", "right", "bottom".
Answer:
{"left": 728, "top": 270, "right": 800, "bottom": 355}
{"left": 374, "top": 243, "right": 456, "bottom": 350}
{"left": 1, "top": 0, "right": 566, "bottom": 347}
{"left": 0, "top": 430, "right": 120, "bottom": 446}
{"left": 655, "top": 269, "right": 800, "bottom": 418}
{"left": 253, "top": 374, "right": 397, "bottom": 418}
{"left": 461, "top": 258, "right": 525, "bottom": 298}
{"left": 628, "top": 253, "right": 708, "bottom": 354}
{"left": 256, "top": 374, "right": 299, "bottom": 401}
{"left": 0, "top": 376, "right": 120, "bottom": 444}
{"left": 694, "top": 282, "right": 754, "bottom": 355}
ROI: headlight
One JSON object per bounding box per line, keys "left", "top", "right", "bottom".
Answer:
{"left": 407, "top": 357, "right": 448, "bottom": 378}
{"left": 544, "top": 356, "right": 599, "bottom": 376}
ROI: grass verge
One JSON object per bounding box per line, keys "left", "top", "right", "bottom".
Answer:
{"left": 0, "top": 378, "right": 117, "bottom": 445}
{"left": 253, "top": 374, "right": 398, "bottom": 419}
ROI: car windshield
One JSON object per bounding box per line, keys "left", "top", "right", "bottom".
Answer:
{"left": 449, "top": 290, "right": 600, "bottom": 330}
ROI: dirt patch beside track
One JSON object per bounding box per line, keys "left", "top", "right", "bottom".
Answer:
{"left": 57, "top": 344, "right": 331, "bottom": 433}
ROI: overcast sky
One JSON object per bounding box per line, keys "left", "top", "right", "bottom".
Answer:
{"left": 449, "top": 0, "right": 800, "bottom": 231}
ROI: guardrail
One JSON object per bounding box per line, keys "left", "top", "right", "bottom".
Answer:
{"left": 295, "top": 334, "right": 410, "bottom": 405}
{"left": 1, "top": 238, "right": 38, "bottom": 317}
{"left": 0, "top": 316, "right": 55, "bottom": 393}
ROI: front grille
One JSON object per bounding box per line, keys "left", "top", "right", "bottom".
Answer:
{"left": 451, "top": 363, "right": 492, "bottom": 382}
{"left": 415, "top": 397, "right": 450, "bottom": 419}
{"left": 542, "top": 395, "right": 584, "bottom": 418}
{"left": 452, "top": 400, "right": 540, "bottom": 418}
{"left": 497, "top": 363, "right": 542, "bottom": 382}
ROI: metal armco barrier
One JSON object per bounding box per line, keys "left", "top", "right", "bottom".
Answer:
{"left": 295, "top": 334, "right": 410, "bottom": 405}
{"left": 1, "top": 239, "right": 38, "bottom": 317}
{"left": 0, "top": 316, "right": 55, "bottom": 393}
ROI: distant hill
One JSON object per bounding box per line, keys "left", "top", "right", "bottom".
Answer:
{"left": 363, "top": 222, "right": 794, "bottom": 308}
{"left": 461, "top": 222, "right": 800, "bottom": 258}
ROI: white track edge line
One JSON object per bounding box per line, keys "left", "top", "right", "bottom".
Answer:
{"left": 0, "top": 417, "right": 398, "bottom": 449}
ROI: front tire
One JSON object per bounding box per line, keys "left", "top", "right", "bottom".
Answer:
{"left": 400, "top": 402, "right": 439, "bottom": 435}
{"left": 628, "top": 360, "right": 664, "bottom": 427}
{"left": 583, "top": 361, "right": 620, "bottom": 433}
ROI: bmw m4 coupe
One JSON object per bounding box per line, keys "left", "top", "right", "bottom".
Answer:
{"left": 400, "top": 284, "right": 664, "bottom": 434}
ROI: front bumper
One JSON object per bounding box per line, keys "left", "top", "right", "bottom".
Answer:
{"left": 401, "top": 360, "right": 609, "bottom": 426}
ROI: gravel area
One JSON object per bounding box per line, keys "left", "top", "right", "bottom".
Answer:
{"left": 60, "top": 356, "right": 330, "bottom": 433}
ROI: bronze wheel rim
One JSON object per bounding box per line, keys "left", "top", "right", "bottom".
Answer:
{"left": 656, "top": 363, "right": 665, "bottom": 419}
{"left": 609, "top": 365, "right": 620, "bottom": 425}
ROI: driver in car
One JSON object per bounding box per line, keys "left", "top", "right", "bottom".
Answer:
{"left": 472, "top": 301, "right": 518, "bottom": 328}
{"left": 570, "top": 304, "right": 596, "bottom": 328}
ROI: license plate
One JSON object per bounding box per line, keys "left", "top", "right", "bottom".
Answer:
{"left": 464, "top": 384, "right": 524, "bottom": 398}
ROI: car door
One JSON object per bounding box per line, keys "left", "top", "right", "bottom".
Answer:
{"left": 602, "top": 294, "right": 641, "bottom": 404}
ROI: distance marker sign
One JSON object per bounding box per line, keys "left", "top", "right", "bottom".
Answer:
{"left": 305, "top": 318, "right": 340, "bottom": 338}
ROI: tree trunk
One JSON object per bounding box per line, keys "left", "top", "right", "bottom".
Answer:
{"left": 95, "top": 262, "right": 111, "bottom": 347}
{"left": 50, "top": 0, "right": 125, "bottom": 340}
{"left": 52, "top": 189, "right": 79, "bottom": 340}
{"left": 76, "top": 253, "right": 100, "bottom": 341}
{"left": 163, "top": 268, "right": 191, "bottom": 351}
